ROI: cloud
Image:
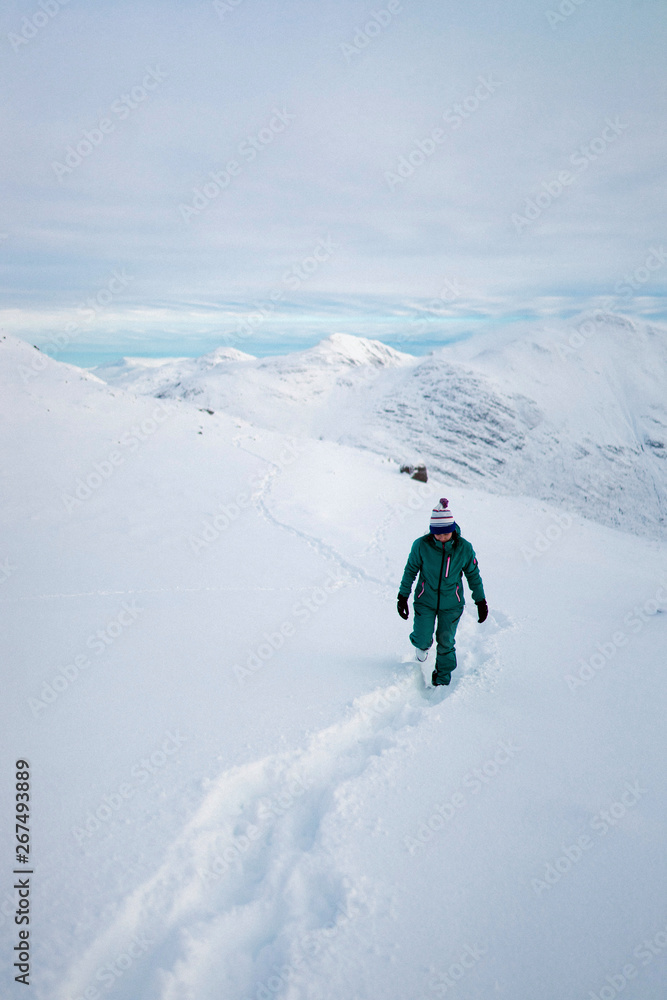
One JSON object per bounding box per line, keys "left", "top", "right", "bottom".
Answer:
{"left": 1, "top": 0, "right": 666, "bottom": 355}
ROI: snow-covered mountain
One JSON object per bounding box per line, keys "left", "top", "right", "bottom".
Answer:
{"left": 2, "top": 330, "right": 667, "bottom": 1000}
{"left": 94, "top": 319, "right": 667, "bottom": 539}
{"left": 94, "top": 333, "right": 413, "bottom": 444}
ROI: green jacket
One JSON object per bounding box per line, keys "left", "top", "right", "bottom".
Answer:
{"left": 399, "top": 529, "right": 485, "bottom": 611}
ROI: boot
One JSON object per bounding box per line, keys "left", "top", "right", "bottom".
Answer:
{"left": 431, "top": 669, "right": 451, "bottom": 686}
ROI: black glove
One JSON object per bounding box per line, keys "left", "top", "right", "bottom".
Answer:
{"left": 476, "top": 599, "right": 488, "bottom": 623}
{"left": 397, "top": 594, "right": 410, "bottom": 620}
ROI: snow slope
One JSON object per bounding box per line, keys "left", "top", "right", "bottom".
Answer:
{"left": 94, "top": 319, "right": 667, "bottom": 539}
{"left": 1, "top": 331, "right": 667, "bottom": 1000}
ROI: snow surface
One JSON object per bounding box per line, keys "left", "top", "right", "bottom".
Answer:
{"left": 2, "top": 329, "right": 667, "bottom": 1000}
{"left": 94, "top": 320, "right": 667, "bottom": 539}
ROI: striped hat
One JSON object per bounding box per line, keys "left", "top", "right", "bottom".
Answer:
{"left": 429, "top": 497, "right": 457, "bottom": 535}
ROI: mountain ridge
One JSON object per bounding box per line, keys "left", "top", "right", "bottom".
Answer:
{"left": 90, "top": 319, "right": 667, "bottom": 539}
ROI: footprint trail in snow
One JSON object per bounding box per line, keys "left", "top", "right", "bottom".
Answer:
{"left": 57, "top": 613, "right": 509, "bottom": 1000}
{"left": 55, "top": 440, "right": 512, "bottom": 999}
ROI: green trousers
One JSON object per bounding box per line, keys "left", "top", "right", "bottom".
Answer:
{"left": 410, "top": 603, "right": 464, "bottom": 680}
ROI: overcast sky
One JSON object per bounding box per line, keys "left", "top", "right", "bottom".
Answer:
{"left": 1, "top": 0, "right": 666, "bottom": 363}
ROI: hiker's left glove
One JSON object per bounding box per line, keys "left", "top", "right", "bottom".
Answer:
{"left": 476, "top": 600, "right": 488, "bottom": 623}
{"left": 397, "top": 594, "right": 410, "bottom": 620}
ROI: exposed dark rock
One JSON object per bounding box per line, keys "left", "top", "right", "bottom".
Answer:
{"left": 400, "top": 463, "right": 428, "bottom": 482}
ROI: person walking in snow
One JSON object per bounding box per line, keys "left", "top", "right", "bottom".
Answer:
{"left": 397, "top": 498, "right": 488, "bottom": 686}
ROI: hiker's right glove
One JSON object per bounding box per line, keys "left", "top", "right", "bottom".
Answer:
{"left": 397, "top": 594, "right": 410, "bottom": 620}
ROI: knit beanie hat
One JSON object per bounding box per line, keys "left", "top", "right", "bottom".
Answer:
{"left": 429, "top": 497, "right": 457, "bottom": 535}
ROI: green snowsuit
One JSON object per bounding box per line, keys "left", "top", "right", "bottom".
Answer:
{"left": 399, "top": 528, "right": 485, "bottom": 680}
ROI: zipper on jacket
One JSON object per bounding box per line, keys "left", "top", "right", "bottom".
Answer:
{"left": 445, "top": 555, "right": 450, "bottom": 577}
{"left": 436, "top": 542, "right": 445, "bottom": 615}
{"left": 456, "top": 584, "right": 460, "bottom": 602}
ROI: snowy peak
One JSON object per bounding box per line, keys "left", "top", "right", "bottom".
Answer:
{"left": 197, "top": 345, "right": 256, "bottom": 367}
{"left": 297, "top": 333, "right": 413, "bottom": 368}
{"left": 91, "top": 335, "right": 410, "bottom": 401}
{"left": 94, "top": 345, "right": 254, "bottom": 381}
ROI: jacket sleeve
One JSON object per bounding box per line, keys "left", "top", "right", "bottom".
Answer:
{"left": 398, "top": 538, "right": 422, "bottom": 597}
{"left": 463, "top": 544, "right": 485, "bottom": 602}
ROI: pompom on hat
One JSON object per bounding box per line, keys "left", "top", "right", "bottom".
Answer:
{"left": 429, "top": 497, "right": 457, "bottom": 535}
